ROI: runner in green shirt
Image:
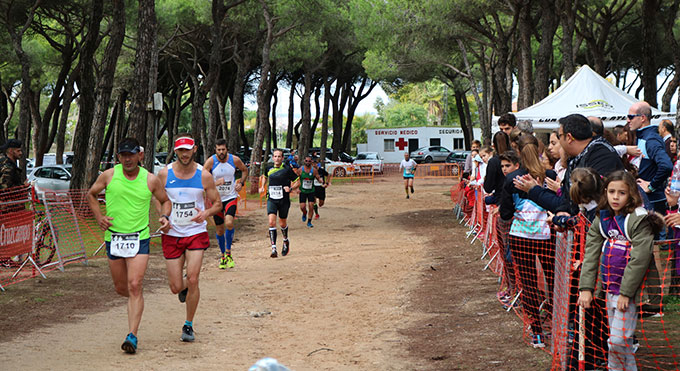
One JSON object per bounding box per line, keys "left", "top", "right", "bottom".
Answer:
{"left": 87, "top": 138, "right": 172, "bottom": 354}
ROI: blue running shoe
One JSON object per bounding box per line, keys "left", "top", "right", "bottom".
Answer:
{"left": 302, "top": 214, "right": 307, "bottom": 222}
{"left": 307, "top": 221, "right": 313, "bottom": 228}
{"left": 181, "top": 325, "right": 195, "bottom": 342}
{"left": 121, "top": 333, "right": 137, "bottom": 354}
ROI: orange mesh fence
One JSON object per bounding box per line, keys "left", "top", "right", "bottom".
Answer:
{"left": 0, "top": 185, "right": 39, "bottom": 289}
{"left": 460, "top": 190, "right": 680, "bottom": 370}
{"left": 414, "top": 163, "right": 460, "bottom": 179}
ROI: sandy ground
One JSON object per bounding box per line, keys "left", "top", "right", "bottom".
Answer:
{"left": 0, "top": 177, "right": 449, "bottom": 370}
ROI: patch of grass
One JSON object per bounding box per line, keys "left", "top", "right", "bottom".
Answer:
{"left": 34, "top": 297, "right": 46, "bottom": 303}
{"left": 662, "top": 295, "right": 680, "bottom": 314}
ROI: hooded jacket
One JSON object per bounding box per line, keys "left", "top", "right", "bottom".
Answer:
{"left": 579, "top": 207, "right": 654, "bottom": 299}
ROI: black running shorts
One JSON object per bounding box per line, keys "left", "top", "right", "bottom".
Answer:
{"left": 267, "top": 198, "right": 291, "bottom": 219}
{"left": 299, "top": 192, "right": 315, "bottom": 204}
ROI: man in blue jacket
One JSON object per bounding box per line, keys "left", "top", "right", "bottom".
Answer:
{"left": 628, "top": 102, "right": 673, "bottom": 214}
{"left": 627, "top": 101, "right": 670, "bottom": 311}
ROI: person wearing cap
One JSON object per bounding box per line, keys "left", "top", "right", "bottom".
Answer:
{"left": 203, "top": 138, "right": 248, "bottom": 269}
{"left": 86, "top": 137, "right": 172, "bottom": 354}
{"left": 157, "top": 133, "right": 222, "bottom": 343}
{"left": 0, "top": 139, "right": 25, "bottom": 191}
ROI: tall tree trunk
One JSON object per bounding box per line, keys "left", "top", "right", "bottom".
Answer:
{"left": 83, "top": 0, "right": 126, "bottom": 187}
{"left": 230, "top": 68, "right": 247, "bottom": 153}
{"left": 298, "top": 72, "right": 312, "bottom": 159}
{"left": 309, "top": 84, "right": 321, "bottom": 148}
{"left": 56, "top": 76, "right": 75, "bottom": 163}
{"left": 457, "top": 40, "right": 491, "bottom": 144}
{"left": 70, "top": 0, "right": 104, "bottom": 190}
{"left": 560, "top": 0, "right": 576, "bottom": 79}
{"left": 286, "top": 75, "right": 297, "bottom": 149}
{"left": 517, "top": 0, "right": 534, "bottom": 109}
{"left": 320, "top": 77, "right": 332, "bottom": 162}
{"left": 330, "top": 78, "right": 350, "bottom": 160}
{"left": 127, "top": 0, "right": 156, "bottom": 148}
{"left": 454, "top": 88, "right": 473, "bottom": 150}
{"left": 5, "top": 0, "right": 41, "bottom": 175}
{"left": 534, "top": 0, "right": 558, "bottom": 101}
{"left": 271, "top": 85, "right": 278, "bottom": 149}
{"left": 342, "top": 77, "right": 376, "bottom": 153}
{"left": 641, "top": 0, "right": 660, "bottom": 107}
{"left": 112, "top": 90, "right": 129, "bottom": 165}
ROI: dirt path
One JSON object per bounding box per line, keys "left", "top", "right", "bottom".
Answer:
{"left": 0, "top": 177, "right": 549, "bottom": 370}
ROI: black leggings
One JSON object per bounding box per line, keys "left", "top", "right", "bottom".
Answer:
{"left": 508, "top": 234, "right": 555, "bottom": 335}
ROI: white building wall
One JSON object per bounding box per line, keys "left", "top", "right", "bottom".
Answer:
{"left": 361, "top": 127, "right": 482, "bottom": 163}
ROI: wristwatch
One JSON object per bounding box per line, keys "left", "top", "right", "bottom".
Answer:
{"left": 161, "top": 214, "right": 170, "bottom": 221}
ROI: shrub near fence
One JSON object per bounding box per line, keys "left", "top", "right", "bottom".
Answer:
{"left": 453, "top": 184, "right": 680, "bottom": 371}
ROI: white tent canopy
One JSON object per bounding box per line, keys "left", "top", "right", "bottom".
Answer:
{"left": 513, "top": 65, "right": 676, "bottom": 130}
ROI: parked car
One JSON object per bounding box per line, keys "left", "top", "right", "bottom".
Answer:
{"left": 323, "top": 158, "right": 355, "bottom": 177}
{"left": 410, "top": 146, "right": 452, "bottom": 163}
{"left": 28, "top": 164, "right": 73, "bottom": 196}
{"left": 309, "top": 148, "right": 354, "bottom": 163}
{"left": 353, "top": 152, "right": 384, "bottom": 174}
{"left": 445, "top": 151, "right": 470, "bottom": 176}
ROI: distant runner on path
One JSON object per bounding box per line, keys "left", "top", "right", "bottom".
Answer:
{"left": 400, "top": 152, "right": 417, "bottom": 199}
{"left": 313, "top": 157, "right": 330, "bottom": 220}
{"left": 298, "top": 155, "right": 326, "bottom": 228}
{"left": 87, "top": 138, "right": 172, "bottom": 354}
{"left": 158, "top": 134, "right": 222, "bottom": 343}
{"left": 203, "top": 138, "right": 248, "bottom": 269}
{"left": 259, "top": 149, "right": 300, "bottom": 258}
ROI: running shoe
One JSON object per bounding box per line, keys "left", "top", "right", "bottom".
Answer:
{"left": 410, "top": 187, "right": 414, "bottom": 194}
{"left": 302, "top": 214, "right": 307, "bottom": 222}
{"left": 406, "top": 195, "right": 410, "bottom": 199}
{"left": 532, "top": 334, "right": 545, "bottom": 348}
{"left": 307, "top": 221, "right": 313, "bottom": 228}
{"left": 225, "top": 254, "right": 235, "bottom": 268}
{"left": 270, "top": 247, "right": 278, "bottom": 258}
{"left": 178, "top": 287, "right": 188, "bottom": 303}
{"left": 282, "top": 239, "right": 290, "bottom": 256}
{"left": 314, "top": 214, "right": 319, "bottom": 220}
{"left": 121, "top": 333, "right": 137, "bottom": 354}
{"left": 218, "top": 256, "right": 227, "bottom": 269}
{"left": 181, "top": 325, "right": 195, "bottom": 342}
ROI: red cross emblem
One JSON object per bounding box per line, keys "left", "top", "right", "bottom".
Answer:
{"left": 395, "top": 137, "right": 408, "bottom": 150}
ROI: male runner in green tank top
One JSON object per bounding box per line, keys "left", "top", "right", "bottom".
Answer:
{"left": 87, "top": 138, "right": 172, "bottom": 354}
{"left": 298, "top": 155, "right": 326, "bottom": 228}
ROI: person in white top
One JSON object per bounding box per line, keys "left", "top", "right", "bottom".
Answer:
{"left": 203, "top": 138, "right": 248, "bottom": 269}
{"left": 157, "top": 133, "right": 222, "bottom": 343}
{"left": 399, "top": 152, "right": 417, "bottom": 199}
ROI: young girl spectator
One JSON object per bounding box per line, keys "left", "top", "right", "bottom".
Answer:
{"left": 578, "top": 170, "right": 662, "bottom": 371}
{"left": 500, "top": 135, "right": 557, "bottom": 348}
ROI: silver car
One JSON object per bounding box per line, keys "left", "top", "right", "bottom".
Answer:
{"left": 353, "top": 152, "right": 383, "bottom": 173}
{"left": 28, "top": 164, "right": 73, "bottom": 195}
{"left": 410, "top": 146, "right": 451, "bottom": 163}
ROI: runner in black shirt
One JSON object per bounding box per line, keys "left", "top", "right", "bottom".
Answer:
{"left": 312, "top": 157, "right": 329, "bottom": 219}
{"left": 259, "top": 149, "right": 300, "bottom": 257}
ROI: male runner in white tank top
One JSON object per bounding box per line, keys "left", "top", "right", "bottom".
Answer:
{"left": 203, "top": 138, "right": 247, "bottom": 269}
{"left": 157, "top": 133, "right": 222, "bottom": 343}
